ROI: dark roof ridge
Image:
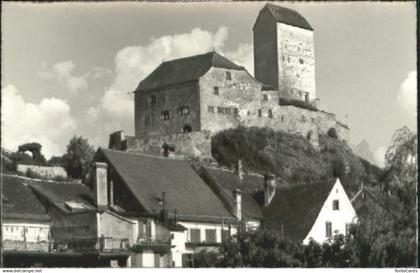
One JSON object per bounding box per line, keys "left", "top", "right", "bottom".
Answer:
{"left": 101, "top": 147, "right": 185, "bottom": 161}
{"left": 161, "top": 51, "right": 216, "bottom": 64}
{"left": 203, "top": 166, "right": 265, "bottom": 178}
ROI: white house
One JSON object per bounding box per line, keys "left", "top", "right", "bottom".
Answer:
{"left": 303, "top": 178, "right": 357, "bottom": 244}
{"left": 2, "top": 174, "right": 52, "bottom": 252}
{"left": 262, "top": 177, "right": 358, "bottom": 244}
{"left": 93, "top": 148, "right": 239, "bottom": 268}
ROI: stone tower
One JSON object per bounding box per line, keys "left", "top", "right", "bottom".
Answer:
{"left": 253, "top": 4, "right": 316, "bottom": 102}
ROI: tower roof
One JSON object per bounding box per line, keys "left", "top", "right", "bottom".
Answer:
{"left": 258, "top": 3, "right": 313, "bottom": 31}
{"left": 135, "top": 51, "right": 245, "bottom": 92}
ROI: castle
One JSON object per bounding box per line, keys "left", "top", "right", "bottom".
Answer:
{"left": 110, "top": 4, "right": 349, "bottom": 158}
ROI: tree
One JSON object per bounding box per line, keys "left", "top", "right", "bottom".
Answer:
{"left": 63, "top": 136, "right": 95, "bottom": 179}
{"left": 17, "top": 142, "right": 47, "bottom": 165}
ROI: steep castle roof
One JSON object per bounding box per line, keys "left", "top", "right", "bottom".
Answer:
{"left": 2, "top": 174, "right": 51, "bottom": 222}
{"left": 255, "top": 4, "right": 313, "bottom": 31}
{"left": 135, "top": 51, "right": 245, "bottom": 92}
{"left": 97, "top": 148, "right": 234, "bottom": 222}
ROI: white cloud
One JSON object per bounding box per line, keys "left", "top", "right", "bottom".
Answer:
{"left": 1, "top": 85, "right": 77, "bottom": 158}
{"left": 374, "top": 146, "right": 387, "bottom": 168}
{"left": 398, "top": 70, "right": 417, "bottom": 129}
{"left": 38, "top": 60, "right": 88, "bottom": 94}
{"left": 225, "top": 43, "right": 254, "bottom": 75}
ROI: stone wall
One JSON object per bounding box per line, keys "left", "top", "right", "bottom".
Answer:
{"left": 199, "top": 67, "right": 262, "bottom": 134}
{"left": 126, "top": 131, "right": 212, "bottom": 160}
{"left": 16, "top": 164, "right": 67, "bottom": 179}
{"left": 277, "top": 22, "right": 316, "bottom": 101}
{"left": 253, "top": 7, "right": 279, "bottom": 89}
{"left": 135, "top": 81, "right": 201, "bottom": 137}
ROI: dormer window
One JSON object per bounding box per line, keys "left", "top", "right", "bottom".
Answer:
{"left": 333, "top": 200, "right": 339, "bottom": 210}
{"left": 226, "top": 71, "right": 232, "bottom": 80}
{"left": 258, "top": 109, "right": 262, "bottom": 117}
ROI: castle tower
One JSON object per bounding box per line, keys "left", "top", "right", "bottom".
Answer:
{"left": 253, "top": 4, "right": 316, "bottom": 102}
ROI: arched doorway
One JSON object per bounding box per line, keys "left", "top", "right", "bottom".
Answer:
{"left": 182, "top": 124, "right": 192, "bottom": 133}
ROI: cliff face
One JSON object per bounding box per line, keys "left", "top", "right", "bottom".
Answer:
{"left": 352, "top": 140, "right": 376, "bottom": 165}
{"left": 211, "top": 127, "right": 381, "bottom": 194}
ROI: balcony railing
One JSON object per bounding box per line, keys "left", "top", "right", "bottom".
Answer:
{"left": 131, "top": 235, "right": 171, "bottom": 252}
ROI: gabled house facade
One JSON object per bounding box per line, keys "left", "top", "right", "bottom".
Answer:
{"left": 2, "top": 175, "right": 52, "bottom": 254}
{"left": 92, "top": 148, "right": 239, "bottom": 268}
{"left": 262, "top": 178, "right": 357, "bottom": 244}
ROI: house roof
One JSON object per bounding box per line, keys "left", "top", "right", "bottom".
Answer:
{"left": 262, "top": 181, "right": 334, "bottom": 241}
{"left": 258, "top": 4, "right": 313, "bottom": 31}
{"left": 97, "top": 148, "right": 234, "bottom": 222}
{"left": 2, "top": 174, "right": 51, "bottom": 222}
{"left": 351, "top": 185, "right": 400, "bottom": 219}
{"left": 135, "top": 51, "right": 245, "bottom": 92}
{"left": 199, "top": 167, "right": 264, "bottom": 220}
{"left": 28, "top": 179, "right": 96, "bottom": 214}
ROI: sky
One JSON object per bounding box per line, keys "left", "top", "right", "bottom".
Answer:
{"left": 1, "top": 1, "right": 417, "bottom": 167}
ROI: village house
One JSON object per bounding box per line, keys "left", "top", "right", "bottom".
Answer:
{"left": 92, "top": 148, "right": 239, "bottom": 268}
{"left": 261, "top": 178, "right": 358, "bottom": 244}
{"left": 2, "top": 174, "right": 52, "bottom": 263}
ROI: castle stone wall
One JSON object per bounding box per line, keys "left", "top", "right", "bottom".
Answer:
{"left": 199, "top": 67, "right": 262, "bottom": 134}
{"left": 126, "top": 131, "right": 212, "bottom": 160}
{"left": 253, "top": 7, "right": 279, "bottom": 89}
{"left": 134, "top": 81, "right": 201, "bottom": 137}
{"left": 277, "top": 23, "right": 316, "bottom": 101}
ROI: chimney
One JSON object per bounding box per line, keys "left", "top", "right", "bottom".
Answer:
{"left": 236, "top": 159, "right": 243, "bottom": 181}
{"left": 108, "top": 130, "right": 127, "bottom": 151}
{"left": 232, "top": 189, "right": 242, "bottom": 221}
{"left": 160, "top": 192, "right": 169, "bottom": 224}
{"left": 264, "top": 174, "right": 276, "bottom": 206}
{"left": 93, "top": 162, "right": 108, "bottom": 210}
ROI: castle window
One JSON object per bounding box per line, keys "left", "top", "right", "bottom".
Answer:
{"left": 333, "top": 200, "right": 339, "bottom": 210}
{"left": 150, "top": 95, "right": 157, "bottom": 106}
{"left": 247, "top": 111, "right": 250, "bottom": 116}
{"left": 282, "top": 56, "right": 285, "bottom": 62}
{"left": 208, "top": 106, "right": 214, "bottom": 113}
{"left": 161, "top": 111, "right": 170, "bottom": 120}
{"left": 217, "top": 106, "right": 222, "bottom": 113}
{"left": 299, "top": 58, "right": 304, "bottom": 64}
{"left": 258, "top": 109, "right": 262, "bottom": 117}
{"left": 183, "top": 124, "right": 192, "bottom": 133}
{"left": 226, "top": 108, "right": 231, "bottom": 115}
{"left": 268, "top": 109, "right": 273, "bottom": 118}
{"left": 326, "top": 222, "right": 332, "bottom": 237}
{"left": 263, "top": 94, "right": 268, "bottom": 101}
{"left": 281, "top": 115, "right": 284, "bottom": 122}
{"left": 179, "top": 106, "right": 190, "bottom": 115}
{"left": 213, "top": 87, "right": 219, "bottom": 95}
{"left": 162, "top": 94, "right": 166, "bottom": 104}
{"left": 226, "top": 71, "right": 232, "bottom": 80}
{"left": 233, "top": 108, "right": 238, "bottom": 116}
{"left": 145, "top": 114, "right": 150, "bottom": 125}
{"left": 287, "top": 56, "right": 290, "bottom": 63}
